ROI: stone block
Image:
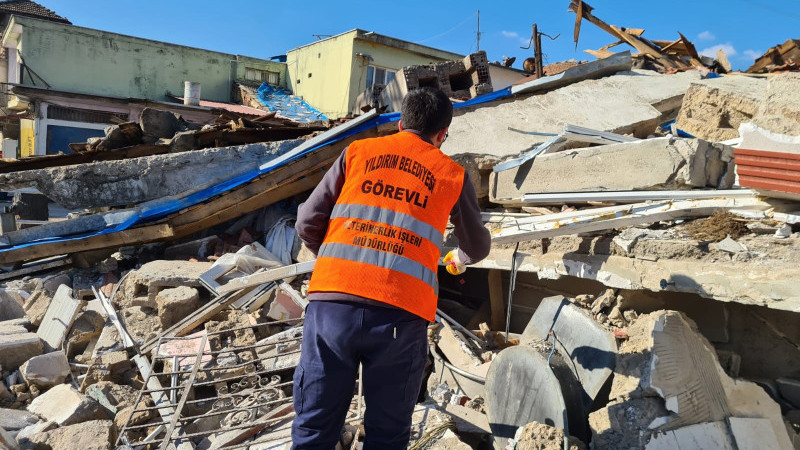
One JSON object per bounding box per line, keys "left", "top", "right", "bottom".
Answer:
{"left": 156, "top": 285, "right": 200, "bottom": 329}
{"left": 20, "top": 351, "right": 71, "bottom": 388}
{"left": 0, "top": 332, "right": 42, "bottom": 370}
{"left": 490, "top": 137, "right": 735, "bottom": 204}
{"left": 0, "top": 381, "right": 12, "bottom": 405}
{"left": 26, "top": 420, "right": 114, "bottom": 450}
{"left": 27, "top": 384, "right": 107, "bottom": 426}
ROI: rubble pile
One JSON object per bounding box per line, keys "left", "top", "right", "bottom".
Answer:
{"left": 0, "top": 4, "right": 798, "bottom": 449}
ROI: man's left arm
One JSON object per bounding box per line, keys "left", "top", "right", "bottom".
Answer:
{"left": 295, "top": 149, "right": 347, "bottom": 256}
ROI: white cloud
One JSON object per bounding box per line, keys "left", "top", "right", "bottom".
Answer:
{"left": 697, "top": 30, "right": 716, "bottom": 41}
{"left": 699, "top": 43, "right": 737, "bottom": 58}
{"left": 501, "top": 30, "right": 532, "bottom": 47}
{"left": 742, "top": 49, "right": 763, "bottom": 60}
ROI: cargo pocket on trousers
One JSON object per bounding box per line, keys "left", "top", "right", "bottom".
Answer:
{"left": 402, "top": 332, "right": 428, "bottom": 403}
{"left": 293, "top": 365, "right": 305, "bottom": 414}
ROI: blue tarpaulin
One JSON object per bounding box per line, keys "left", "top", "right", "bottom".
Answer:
{"left": 256, "top": 83, "right": 328, "bottom": 123}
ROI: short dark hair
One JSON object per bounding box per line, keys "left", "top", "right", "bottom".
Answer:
{"left": 401, "top": 87, "right": 453, "bottom": 137}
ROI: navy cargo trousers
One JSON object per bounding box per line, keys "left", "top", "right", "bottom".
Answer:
{"left": 291, "top": 300, "right": 429, "bottom": 450}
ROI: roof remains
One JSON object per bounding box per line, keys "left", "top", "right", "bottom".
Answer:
{"left": 0, "top": 0, "right": 70, "bottom": 24}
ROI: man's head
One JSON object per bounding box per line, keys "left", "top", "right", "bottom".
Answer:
{"left": 400, "top": 87, "right": 452, "bottom": 147}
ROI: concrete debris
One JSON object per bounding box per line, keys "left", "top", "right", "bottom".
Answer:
{"left": 508, "top": 421, "right": 587, "bottom": 450}
{"left": 490, "top": 137, "right": 735, "bottom": 204}
{"left": 0, "top": 14, "right": 796, "bottom": 450}
{"left": 19, "top": 351, "right": 70, "bottom": 388}
{"left": 674, "top": 77, "right": 766, "bottom": 141}
{"left": 27, "top": 384, "right": 107, "bottom": 426}
{"left": 156, "top": 285, "right": 200, "bottom": 329}
{"left": 373, "top": 51, "right": 493, "bottom": 114}
{"left": 0, "top": 408, "right": 41, "bottom": 435}
{"left": 0, "top": 138, "right": 305, "bottom": 209}
{"left": 23, "top": 419, "right": 115, "bottom": 450}
{"left": 0, "top": 426, "right": 20, "bottom": 450}
{"left": 590, "top": 311, "right": 795, "bottom": 450}
{"left": 116, "top": 260, "right": 211, "bottom": 309}
{"left": 36, "top": 284, "right": 83, "bottom": 352}
{"left": 0, "top": 330, "right": 43, "bottom": 370}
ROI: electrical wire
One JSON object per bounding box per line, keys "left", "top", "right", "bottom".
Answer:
{"left": 416, "top": 11, "right": 477, "bottom": 44}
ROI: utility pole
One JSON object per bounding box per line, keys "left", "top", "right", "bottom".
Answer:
{"left": 476, "top": 10, "right": 481, "bottom": 51}
{"left": 533, "top": 24, "right": 543, "bottom": 79}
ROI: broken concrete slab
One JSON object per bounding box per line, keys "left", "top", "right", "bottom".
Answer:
{"left": 490, "top": 137, "right": 735, "bottom": 204}
{"left": 27, "top": 383, "right": 107, "bottom": 426}
{"left": 0, "top": 139, "right": 304, "bottom": 209}
{"left": 521, "top": 295, "right": 617, "bottom": 406}
{"left": 25, "top": 419, "right": 114, "bottom": 450}
{"left": 475, "top": 247, "right": 800, "bottom": 312}
{"left": 675, "top": 76, "right": 767, "bottom": 142}
{"left": 156, "top": 285, "right": 200, "bottom": 329}
{"left": 644, "top": 421, "right": 734, "bottom": 450}
{"left": 751, "top": 72, "right": 800, "bottom": 137}
{"left": 116, "top": 260, "right": 211, "bottom": 309}
{"left": 37, "top": 284, "right": 84, "bottom": 352}
{"left": 20, "top": 351, "right": 71, "bottom": 388}
{"left": 0, "top": 408, "right": 41, "bottom": 434}
{"left": 443, "top": 69, "right": 703, "bottom": 165}
{"left": 0, "top": 331, "right": 42, "bottom": 369}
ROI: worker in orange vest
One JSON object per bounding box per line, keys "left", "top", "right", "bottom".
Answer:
{"left": 292, "top": 87, "right": 491, "bottom": 449}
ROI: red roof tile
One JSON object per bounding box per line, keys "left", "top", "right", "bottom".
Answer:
{"left": 0, "top": 0, "right": 70, "bottom": 24}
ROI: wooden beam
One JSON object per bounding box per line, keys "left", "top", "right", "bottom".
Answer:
{"left": 0, "top": 224, "right": 174, "bottom": 265}
{"left": 172, "top": 170, "right": 324, "bottom": 239}
{"left": 487, "top": 269, "right": 505, "bottom": 331}
{"left": 585, "top": 49, "right": 615, "bottom": 59}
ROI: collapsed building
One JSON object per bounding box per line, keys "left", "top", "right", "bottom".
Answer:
{"left": 0, "top": 3, "right": 799, "bottom": 450}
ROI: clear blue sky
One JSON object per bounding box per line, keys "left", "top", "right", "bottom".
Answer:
{"left": 43, "top": 0, "right": 798, "bottom": 71}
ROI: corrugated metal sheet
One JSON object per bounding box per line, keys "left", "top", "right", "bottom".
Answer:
{"left": 735, "top": 148, "right": 800, "bottom": 194}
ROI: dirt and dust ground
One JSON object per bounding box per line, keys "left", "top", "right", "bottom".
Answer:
{"left": 513, "top": 421, "right": 587, "bottom": 450}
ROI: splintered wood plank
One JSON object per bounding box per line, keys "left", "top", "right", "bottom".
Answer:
{"left": 37, "top": 284, "right": 84, "bottom": 352}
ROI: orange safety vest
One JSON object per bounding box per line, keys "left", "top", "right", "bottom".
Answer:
{"left": 308, "top": 131, "right": 465, "bottom": 321}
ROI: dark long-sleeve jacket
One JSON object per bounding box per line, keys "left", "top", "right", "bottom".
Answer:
{"left": 296, "top": 130, "right": 491, "bottom": 306}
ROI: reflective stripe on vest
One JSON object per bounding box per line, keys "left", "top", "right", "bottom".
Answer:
{"left": 330, "top": 203, "right": 444, "bottom": 248}
{"left": 318, "top": 242, "right": 439, "bottom": 295}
